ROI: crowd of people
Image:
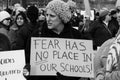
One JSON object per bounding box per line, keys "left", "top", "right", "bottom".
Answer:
{"left": 1, "top": 0, "right": 120, "bottom": 80}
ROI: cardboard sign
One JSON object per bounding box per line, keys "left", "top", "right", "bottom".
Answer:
{"left": 0, "top": 50, "right": 26, "bottom": 80}
{"left": 30, "top": 37, "right": 94, "bottom": 78}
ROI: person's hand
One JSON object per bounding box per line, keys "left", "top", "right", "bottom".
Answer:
{"left": 23, "top": 64, "right": 30, "bottom": 77}
{"left": 23, "top": 68, "right": 29, "bottom": 76}
{"left": 96, "top": 74, "right": 104, "bottom": 80}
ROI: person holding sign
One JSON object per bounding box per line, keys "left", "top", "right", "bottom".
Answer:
{"left": 25, "top": 0, "right": 89, "bottom": 80}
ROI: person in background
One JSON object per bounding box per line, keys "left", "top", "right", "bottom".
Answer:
{"left": 25, "top": 0, "right": 89, "bottom": 80}
{"left": 9, "top": 11, "right": 28, "bottom": 48}
{"left": 12, "top": 5, "right": 39, "bottom": 50}
{"left": 0, "top": 33, "right": 11, "bottom": 51}
{"left": 94, "top": 11, "right": 99, "bottom": 21}
{"left": 94, "top": 38, "right": 115, "bottom": 80}
{"left": 67, "top": 0, "right": 79, "bottom": 27}
{"left": 105, "top": 11, "right": 120, "bottom": 80}
{"left": 78, "top": 15, "right": 84, "bottom": 32}
{"left": 94, "top": 11, "right": 120, "bottom": 80}
{"left": 89, "top": 9, "right": 112, "bottom": 50}
{"left": 38, "top": 9, "right": 46, "bottom": 26}
{"left": 108, "top": 9, "right": 119, "bottom": 37}
{"left": 0, "top": 11, "right": 11, "bottom": 39}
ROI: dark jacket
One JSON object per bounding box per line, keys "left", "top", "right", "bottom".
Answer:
{"left": 25, "top": 22, "right": 89, "bottom": 80}
{"left": 108, "top": 17, "right": 119, "bottom": 37}
{"left": 12, "top": 22, "right": 39, "bottom": 50}
{"left": 89, "top": 20, "right": 112, "bottom": 50}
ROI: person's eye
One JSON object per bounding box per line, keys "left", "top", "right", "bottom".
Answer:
{"left": 50, "top": 14, "right": 55, "bottom": 17}
{"left": 46, "top": 14, "right": 48, "bottom": 17}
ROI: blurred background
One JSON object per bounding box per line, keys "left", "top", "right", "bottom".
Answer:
{"left": 0, "top": 0, "right": 118, "bottom": 10}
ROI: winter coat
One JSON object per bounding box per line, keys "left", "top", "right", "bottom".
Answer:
{"left": 89, "top": 20, "right": 112, "bottom": 50}
{"left": 105, "top": 34, "right": 120, "bottom": 80}
{"left": 0, "top": 33, "right": 11, "bottom": 51}
{"left": 8, "top": 24, "right": 19, "bottom": 44}
{"left": 9, "top": 22, "right": 28, "bottom": 49}
{"left": 11, "top": 22, "right": 39, "bottom": 50}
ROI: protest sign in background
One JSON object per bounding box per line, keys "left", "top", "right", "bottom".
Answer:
{"left": 81, "top": 10, "right": 94, "bottom": 20}
{"left": 30, "top": 37, "right": 94, "bottom": 78}
{"left": 0, "top": 50, "right": 26, "bottom": 80}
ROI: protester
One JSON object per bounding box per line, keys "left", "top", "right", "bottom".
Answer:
{"left": 108, "top": 9, "right": 119, "bottom": 37}
{"left": 67, "top": 0, "right": 80, "bottom": 27}
{"left": 9, "top": 11, "right": 28, "bottom": 47}
{"left": 93, "top": 11, "right": 120, "bottom": 80}
{"left": 94, "top": 11, "right": 99, "bottom": 21}
{"left": 89, "top": 9, "right": 112, "bottom": 50}
{"left": 12, "top": 5, "right": 39, "bottom": 50}
{"left": 0, "top": 11, "right": 11, "bottom": 39}
{"left": 94, "top": 38, "right": 115, "bottom": 80}
{"left": 104, "top": 11, "right": 120, "bottom": 80}
{"left": 25, "top": 0, "right": 89, "bottom": 80}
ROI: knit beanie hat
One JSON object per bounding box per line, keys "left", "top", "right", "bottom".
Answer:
{"left": 99, "top": 9, "right": 109, "bottom": 17}
{"left": 0, "top": 11, "right": 10, "bottom": 22}
{"left": 46, "top": 0, "right": 71, "bottom": 23}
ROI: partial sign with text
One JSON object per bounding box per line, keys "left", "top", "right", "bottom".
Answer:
{"left": 30, "top": 37, "right": 94, "bottom": 78}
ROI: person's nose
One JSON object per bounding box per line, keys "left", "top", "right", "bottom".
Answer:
{"left": 46, "top": 15, "right": 51, "bottom": 22}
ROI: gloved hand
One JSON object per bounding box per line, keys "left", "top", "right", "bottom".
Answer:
{"left": 23, "top": 64, "right": 31, "bottom": 78}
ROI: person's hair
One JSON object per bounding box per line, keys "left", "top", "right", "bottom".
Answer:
{"left": 15, "top": 11, "right": 28, "bottom": 24}
{"left": 26, "top": 5, "right": 39, "bottom": 23}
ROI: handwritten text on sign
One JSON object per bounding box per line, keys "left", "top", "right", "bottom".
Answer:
{"left": 30, "top": 38, "right": 94, "bottom": 78}
{"left": 0, "top": 50, "right": 26, "bottom": 80}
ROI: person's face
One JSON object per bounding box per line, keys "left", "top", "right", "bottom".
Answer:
{"left": 46, "top": 9, "right": 63, "bottom": 30}
{"left": 105, "top": 14, "right": 111, "bottom": 22}
{"left": 16, "top": 15, "right": 24, "bottom": 26}
{"left": 2, "top": 18, "right": 11, "bottom": 26}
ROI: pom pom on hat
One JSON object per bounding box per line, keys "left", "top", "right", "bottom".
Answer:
{"left": 46, "top": 0, "right": 71, "bottom": 23}
{"left": 0, "top": 11, "right": 10, "bottom": 22}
